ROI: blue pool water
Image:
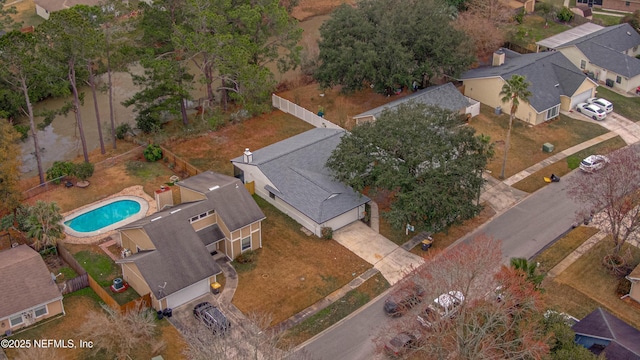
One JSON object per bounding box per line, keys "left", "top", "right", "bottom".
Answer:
{"left": 64, "top": 200, "right": 141, "bottom": 233}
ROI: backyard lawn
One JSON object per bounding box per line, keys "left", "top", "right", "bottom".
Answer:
{"left": 471, "top": 105, "right": 609, "bottom": 179}
{"left": 232, "top": 196, "right": 372, "bottom": 326}
{"left": 505, "top": 15, "right": 571, "bottom": 52}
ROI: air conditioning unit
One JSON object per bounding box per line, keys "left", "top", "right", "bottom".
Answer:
{"left": 121, "top": 248, "right": 132, "bottom": 258}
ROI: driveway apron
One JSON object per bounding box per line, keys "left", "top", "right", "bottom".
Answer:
{"left": 332, "top": 221, "right": 424, "bottom": 285}
{"left": 565, "top": 110, "right": 640, "bottom": 144}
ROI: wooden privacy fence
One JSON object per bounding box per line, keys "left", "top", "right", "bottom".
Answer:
{"left": 61, "top": 273, "right": 89, "bottom": 295}
{"left": 88, "top": 275, "right": 121, "bottom": 310}
{"left": 160, "top": 145, "right": 201, "bottom": 178}
{"left": 57, "top": 244, "right": 87, "bottom": 276}
{"left": 272, "top": 94, "right": 344, "bottom": 130}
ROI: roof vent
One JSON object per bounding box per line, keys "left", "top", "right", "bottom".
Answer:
{"left": 208, "top": 185, "right": 220, "bottom": 191}
{"left": 170, "top": 209, "right": 182, "bottom": 214}
{"left": 243, "top": 148, "right": 253, "bottom": 163}
{"left": 151, "top": 216, "right": 162, "bottom": 221}
{"left": 627, "top": 31, "right": 632, "bottom": 36}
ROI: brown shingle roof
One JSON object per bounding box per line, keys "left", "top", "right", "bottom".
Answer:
{"left": 0, "top": 245, "right": 63, "bottom": 318}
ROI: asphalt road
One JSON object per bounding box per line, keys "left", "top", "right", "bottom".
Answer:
{"left": 300, "top": 170, "right": 586, "bottom": 360}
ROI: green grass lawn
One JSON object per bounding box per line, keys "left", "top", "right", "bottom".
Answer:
{"left": 58, "top": 266, "right": 78, "bottom": 281}
{"left": 109, "top": 286, "right": 141, "bottom": 305}
{"left": 595, "top": 86, "right": 640, "bottom": 121}
{"left": 73, "top": 250, "right": 120, "bottom": 287}
{"left": 593, "top": 14, "right": 624, "bottom": 26}
{"left": 505, "top": 15, "right": 571, "bottom": 51}
{"left": 279, "top": 272, "right": 390, "bottom": 348}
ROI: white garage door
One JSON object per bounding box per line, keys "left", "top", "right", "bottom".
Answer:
{"left": 166, "top": 279, "right": 210, "bottom": 308}
{"left": 571, "top": 89, "right": 593, "bottom": 109}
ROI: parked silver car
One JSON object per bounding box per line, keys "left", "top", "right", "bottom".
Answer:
{"left": 576, "top": 103, "right": 606, "bottom": 121}
{"left": 587, "top": 97, "right": 613, "bottom": 113}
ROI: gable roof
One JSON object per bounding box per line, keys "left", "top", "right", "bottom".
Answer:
{"left": 353, "top": 83, "right": 470, "bottom": 120}
{"left": 460, "top": 50, "right": 591, "bottom": 113}
{"left": 572, "top": 307, "right": 640, "bottom": 359}
{"left": 118, "top": 172, "right": 266, "bottom": 299}
{"left": 558, "top": 23, "right": 640, "bottom": 52}
{"left": 536, "top": 23, "right": 604, "bottom": 50}
{"left": 0, "top": 245, "right": 63, "bottom": 319}
{"left": 231, "top": 128, "right": 369, "bottom": 224}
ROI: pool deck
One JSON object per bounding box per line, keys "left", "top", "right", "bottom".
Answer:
{"left": 61, "top": 186, "right": 156, "bottom": 245}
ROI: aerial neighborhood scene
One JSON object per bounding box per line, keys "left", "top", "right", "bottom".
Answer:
{"left": 3, "top": 0, "right": 640, "bottom": 358}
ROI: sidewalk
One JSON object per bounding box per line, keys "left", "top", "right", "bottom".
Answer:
{"left": 547, "top": 231, "right": 607, "bottom": 278}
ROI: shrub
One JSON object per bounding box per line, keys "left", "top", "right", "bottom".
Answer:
{"left": 514, "top": 8, "right": 526, "bottom": 24}
{"left": 616, "top": 277, "right": 631, "bottom": 296}
{"left": 135, "top": 110, "right": 162, "bottom": 134}
{"left": 116, "top": 123, "right": 131, "bottom": 140}
{"left": 557, "top": 7, "right": 574, "bottom": 22}
{"left": 73, "top": 162, "right": 94, "bottom": 182}
{"left": 14, "top": 124, "right": 29, "bottom": 141}
{"left": 46, "top": 161, "right": 75, "bottom": 184}
{"left": 143, "top": 144, "right": 163, "bottom": 162}
{"left": 321, "top": 226, "right": 333, "bottom": 240}
{"left": 235, "top": 250, "right": 257, "bottom": 264}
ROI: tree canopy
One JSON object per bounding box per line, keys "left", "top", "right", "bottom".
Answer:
{"left": 0, "top": 119, "right": 22, "bottom": 215}
{"left": 315, "top": 0, "right": 474, "bottom": 94}
{"left": 326, "top": 103, "right": 492, "bottom": 232}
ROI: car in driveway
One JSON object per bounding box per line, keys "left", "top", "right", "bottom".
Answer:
{"left": 384, "top": 285, "right": 425, "bottom": 317}
{"left": 587, "top": 97, "right": 613, "bottom": 113}
{"left": 579, "top": 155, "right": 609, "bottom": 173}
{"left": 193, "top": 302, "right": 231, "bottom": 335}
{"left": 576, "top": 102, "right": 607, "bottom": 121}
{"left": 384, "top": 332, "right": 422, "bottom": 358}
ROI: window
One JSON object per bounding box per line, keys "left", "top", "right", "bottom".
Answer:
{"left": 269, "top": 192, "right": 275, "bottom": 200}
{"left": 580, "top": 60, "right": 586, "bottom": 69}
{"left": 546, "top": 105, "right": 560, "bottom": 120}
{"left": 190, "top": 210, "right": 214, "bottom": 223}
{"left": 241, "top": 236, "right": 251, "bottom": 251}
{"left": 9, "top": 315, "right": 23, "bottom": 327}
{"left": 34, "top": 305, "right": 47, "bottom": 318}
{"left": 616, "top": 75, "right": 622, "bottom": 84}
{"left": 626, "top": 1, "right": 630, "bottom": 5}
{"left": 191, "top": 216, "right": 199, "bottom": 222}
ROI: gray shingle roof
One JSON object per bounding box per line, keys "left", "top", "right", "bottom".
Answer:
{"left": 354, "top": 83, "right": 470, "bottom": 120}
{"left": 118, "top": 172, "right": 266, "bottom": 299}
{"left": 559, "top": 23, "right": 640, "bottom": 52}
{"left": 460, "top": 51, "right": 590, "bottom": 113}
{"left": 0, "top": 245, "right": 63, "bottom": 318}
{"left": 231, "top": 128, "right": 369, "bottom": 224}
{"left": 572, "top": 307, "right": 640, "bottom": 359}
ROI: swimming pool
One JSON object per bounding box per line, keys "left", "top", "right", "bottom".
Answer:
{"left": 63, "top": 196, "right": 149, "bottom": 237}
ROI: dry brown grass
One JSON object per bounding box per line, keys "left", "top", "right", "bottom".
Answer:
{"left": 165, "top": 112, "right": 314, "bottom": 176}
{"left": 232, "top": 196, "right": 371, "bottom": 325}
{"left": 534, "top": 226, "right": 600, "bottom": 274}
{"left": 6, "top": 0, "right": 43, "bottom": 28}
{"left": 290, "top": 0, "right": 357, "bottom": 21}
{"left": 471, "top": 106, "right": 609, "bottom": 179}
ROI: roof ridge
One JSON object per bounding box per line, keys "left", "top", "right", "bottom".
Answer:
{"left": 289, "top": 167, "right": 338, "bottom": 195}
{"left": 256, "top": 129, "right": 343, "bottom": 166}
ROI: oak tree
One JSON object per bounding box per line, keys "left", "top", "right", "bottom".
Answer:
{"left": 327, "top": 103, "right": 492, "bottom": 233}
{"left": 0, "top": 119, "right": 22, "bottom": 215}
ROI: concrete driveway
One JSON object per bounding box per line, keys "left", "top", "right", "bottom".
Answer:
{"left": 332, "top": 222, "right": 424, "bottom": 285}
{"left": 566, "top": 110, "right": 640, "bottom": 144}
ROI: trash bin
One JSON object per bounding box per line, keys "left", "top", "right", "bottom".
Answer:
{"left": 495, "top": 106, "right": 502, "bottom": 115}
{"left": 163, "top": 308, "right": 173, "bottom": 318}
{"left": 421, "top": 237, "right": 434, "bottom": 251}
{"left": 550, "top": 174, "right": 560, "bottom": 182}
{"left": 211, "top": 282, "right": 221, "bottom": 295}
{"left": 156, "top": 310, "right": 164, "bottom": 320}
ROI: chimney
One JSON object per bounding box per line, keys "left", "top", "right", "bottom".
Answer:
{"left": 492, "top": 49, "right": 505, "bottom": 67}
{"left": 243, "top": 148, "right": 253, "bottom": 163}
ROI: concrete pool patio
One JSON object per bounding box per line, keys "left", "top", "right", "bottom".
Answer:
{"left": 61, "top": 186, "right": 156, "bottom": 245}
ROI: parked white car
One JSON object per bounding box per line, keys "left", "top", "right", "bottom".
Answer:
{"left": 576, "top": 102, "right": 607, "bottom": 121}
{"left": 587, "top": 97, "right": 613, "bottom": 113}
{"left": 579, "top": 154, "right": 609, "bottom": 172}
{"left": 417, "top": 291, "right": 464, "bottom": 328}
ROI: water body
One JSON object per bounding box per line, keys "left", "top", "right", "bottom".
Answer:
{"left": 19, "top": 14, "right": 331, "bottom": 178}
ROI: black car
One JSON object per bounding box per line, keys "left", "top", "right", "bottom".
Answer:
{"left": 193, "top": 302, "right": 231, "bottom": 335}
{"left": 383, "top": 285, "right": 425, "bottom": 317}
{"left": 384, "top": 332, "right": 421, "bottom": 357}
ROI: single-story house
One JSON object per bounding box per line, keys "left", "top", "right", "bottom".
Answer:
{"left": 572, "top": 307, "right": 640, "bottom": 359}
{"left": 579, "top": 0, "right": 640, "bottom": 12}
{"left": 352, "top": 83, "right": 480, "bottom": 125}
{"left": 231, "top": 128, "right": 369, "bottom": 237}
{"left": 627, "top": 262, "right": 640, "bottom": 303}
{"left": 0, "top": 245, "right": 65, "bottom": 333}
{"left": 116, "top": 171, "right": 265, "bottom": 310}
{"left": 459, "top": 49, "right": 598, "bottom": 125}
{"left": 538, "top": 23, "right": 640, "bottom": 93}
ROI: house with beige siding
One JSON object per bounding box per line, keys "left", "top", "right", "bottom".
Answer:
{"left": 538, "top": 23, "right": 640, "bottom": 94}
{"left": 0, "top": 245, "right": 65, "bottom": 333}
{"left": 116, "top": 171, "right": 265, "bottom": 310}
{"left": 460, "top": 49, "right": 597, "bottom": 125}
{"left": 231, "top": 128, "right": 369, "bottom": 238}
{"left": 628, "top": 263, "right": 640, "bottom": 304}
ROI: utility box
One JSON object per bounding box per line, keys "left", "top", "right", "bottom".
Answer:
{"left": 542, "top": 143, "right": 554, "bottom": 153}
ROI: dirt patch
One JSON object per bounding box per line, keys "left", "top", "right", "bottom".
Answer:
{"left": 291, "top": 0, "right": 357, "bottom": 21}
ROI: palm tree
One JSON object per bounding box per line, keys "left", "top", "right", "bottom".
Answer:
{"left": 510, "top": 257, "right": 545, "bottom": 288}
{"left": 499, "top": 74, "right": 532, "bottom": 179}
